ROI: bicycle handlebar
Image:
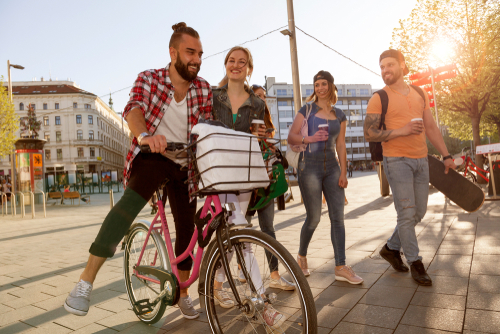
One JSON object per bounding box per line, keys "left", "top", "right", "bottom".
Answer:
{"left": 140, "top": 142, "right": 187, "bottom": 154}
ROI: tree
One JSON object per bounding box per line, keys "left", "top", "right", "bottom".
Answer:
{"left": 20, "top": 103, "right": 41, "bottom": 138}
{"left": 391, "top": 0, "right": 500, "bottom": 179}
{"left": 0, "top": 76, "right": 19, "bottom": 157}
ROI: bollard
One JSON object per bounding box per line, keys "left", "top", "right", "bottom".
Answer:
{"left": 109, "top": 190, "right": 114, "bottom": 209}
{"left": 12, "top": 194, "right": 16, "bottom": 217}
{"left": 1, "top": 194, "right": 7, "bottom": 216}
{"left": 15, "top": 192, "right": 25, "bottom": 218}
{"left": 31, "top": 192, "right": 35, "bottom": 218}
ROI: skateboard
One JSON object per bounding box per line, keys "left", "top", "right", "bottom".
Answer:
{"left": 428, "top": 155, "right": 485, "bottom": 212}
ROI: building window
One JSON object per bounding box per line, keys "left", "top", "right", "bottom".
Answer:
{"left": 43, "top": 116, "right": 49, "bottom": 126}
{"left": 85, "top": 104, "right": 91, "bottom": 109}
{"left": 362, "top": 100, "right": 368, "bottom": 105}
{"left": 338, "top": 89, "right": 343, "bottom": 96}
{"left": 44, "top": 132, "right": 50, "bottom": 142}
{"left": 277, "top": 89, "right": 287, "bottom": 96}
{"left": 278, "top": 101, "right": 288, "bottom": 106}
{"left": 336, "top": 100, "right": 343, "bottom": 105}
{"left": 55, "top": 116, "right": 61, "bottom": 125}
{"left": 89, "top": 130, "right": 94, "bottom": 140}
{"left": 45, "top": 150, "right": 51, "bottom": 161}
{"left": 19, "top": 103, "right": 24, "bottom": 110}
{"left": 73, "top": 102, "right": 78, "bottom": 108}
{"left": 349, "top": 100, "right": 356, "bottom": 105}
{"left": 77, "top": 130, "right": 83, "bottom": 140}
{"left": 347, "top": 89, "right": 356, "bottom": 97}
{"left": 55, "top": 103, "right": 59, "bottom": 109}
{"left": 30, "top": 104, "right": 36, "bottom": 110}
{"left": 88, "top": 115, "right": 93, "bottom": 124}
{"left": 56, "top": 131, "right": 61, "bottom": 142}
{"left": 43, "top": 103, "right": 48, "bottom": 110}
{"left": 77, "top": 147, "right": 84, "bottom": 157}
{"left": 305, "top": 89, "right": 314, "bottom": 96}
{"left": 90, "top": 147, "right": 95, "bottom": 157}
{"left": 57, "top": 149, "right": 63, "bottom": 160}
{"left": 76, "top": 115, "right": 82, "bottom": 124}
{"left": 360, "top": 89, "right": 369, "bottom": 96}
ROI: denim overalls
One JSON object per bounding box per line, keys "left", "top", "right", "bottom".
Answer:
{"left": 297, "top": 102, "right": 347, "bottom": 266}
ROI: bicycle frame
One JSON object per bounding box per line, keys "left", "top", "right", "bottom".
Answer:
{"left": 464, "top": 156, "right": 489, "bottom": 182}
{"left": 133, "top": 194, "right": 223, "bottom": 290}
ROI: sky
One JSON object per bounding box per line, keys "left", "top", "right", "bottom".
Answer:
{"left": 0, "top": 0, "right": 417, "bottom": 113}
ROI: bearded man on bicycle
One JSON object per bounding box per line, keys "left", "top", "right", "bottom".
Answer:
{"left": 65, "top": 22, "right": 212, "bottom": 319}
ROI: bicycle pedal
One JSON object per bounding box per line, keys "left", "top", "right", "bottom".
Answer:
{"left": 133, "top": 299, "right": 156, "bottom": 315}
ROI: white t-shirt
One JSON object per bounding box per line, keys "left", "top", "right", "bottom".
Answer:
{"left": 3, "top": 183, "right": 11, "bottom": 193}
{"left": 155, "top": 95, "right": 189, "bottom": 165}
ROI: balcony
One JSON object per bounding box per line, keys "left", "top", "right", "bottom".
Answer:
{"left": 71, "top": 139, "right": 104, "bottom": 146}
{"left": 74, "top": 157, "right": 99, "bottom": 163}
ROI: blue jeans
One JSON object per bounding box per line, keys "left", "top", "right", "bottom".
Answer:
{"left": 298, "top": 158, "right": 346, "bottom": 266}
{"left": 246, "top": 202, "right": 278, "bottom": 272}
{"left": 383, "top": 156, "right": 429, "bottom": 264}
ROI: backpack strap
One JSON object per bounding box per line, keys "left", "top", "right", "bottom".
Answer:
{"left": 410, "top": 84, "right": 426, "bottom": 103}
{"left": 373, "top": 90, "right": 388, "bottom": 130}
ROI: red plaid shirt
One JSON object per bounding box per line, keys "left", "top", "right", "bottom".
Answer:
{"left": 122, "top": 63, "right": 213, "bottom": 197}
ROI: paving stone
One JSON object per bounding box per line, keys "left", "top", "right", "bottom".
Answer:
{"left": 71, "top": 323, "right": 119, "bottom": 334}
{"left": 315, "top": 286, "right": 367, "bottom": 309}
{"left": 464, "top": 309, "right": 500, "bottom": 333}
{"left": 332, "top": 321, "right": 393, "bottom": 334}
{"left": 50, "top": 307, "right": 115, "bottom": 330}
{"left": 416, "top": 276, "right": 468, "bottom": 295}
{"left": 426, "top": 261, "right": 471, "bottom": 277}
{"left": 374, "top": 271, "right": 419, "bottom": 289}
{"left": 343, "top": 304, "right": 404, "bottom": 329}
{"left": 95, "top": 297, "right": 131, "bottom": 313}
{"left": 3, "top": 291, "right": 54, "bottom": 309}
{"left": 304, "top": 272, "right": 336, "bottom": 289}
{"left": 359, "top": 285, "right": 415, "bottom": 309}
{"left": 24, "top": 322, "right": 72, "bottom": 334}
{"left": 0, "top": 305, "right": 46, "bottom": 327}
{"left": 352, "top": 260, "right": 390, "bottom": 274}
{"left": 411, "top": 292, "right": 465, "bottom": 311}
{"left": 469, "top": 275, "right": 500, "bottom": 293}
{"left": 332, "top": 273, "right": 381, "bottom": 289}
{"left": 0, "top": 304, "right": 14, "bottom": 315}
{"left": 400, "top": 305, "right": 464, "bottom": 332}
{"left": 0, "top": 321, "right": 34, "bottom": 334}
{"left": 116, "top": 322, "right": 166, "bottom": 333}
{"left": 470, "top": 261, "right": 500, "bottom": 276}
{"left": 95, "top": 309, "right": 138, "bottom": 331}
{"left": 395, "top": 324, "right": 458, "bottom": 334}
{"left": 467, "top": 291, "right": 500, "bottom": 312}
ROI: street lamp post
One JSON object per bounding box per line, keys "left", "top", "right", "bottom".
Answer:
{"left": 7, "top": 60, "right": 25, "bottom": 195}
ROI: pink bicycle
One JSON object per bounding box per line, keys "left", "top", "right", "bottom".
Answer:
{"left": 122, "top": 137, "right": 317, "bottom": 333}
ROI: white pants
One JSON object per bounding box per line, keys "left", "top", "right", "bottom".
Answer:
{"left": 216, "top": 193, "right": 265, "bottom": 295}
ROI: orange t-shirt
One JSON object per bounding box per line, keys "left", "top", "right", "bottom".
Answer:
{"left": 366, "top": 86, "right": 430, "bottom": 159}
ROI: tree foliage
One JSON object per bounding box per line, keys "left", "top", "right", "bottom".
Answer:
{"left": 391, "top": 0, "right": 500, "bottom": 171}
{"left": 0, "top": 76, "right": 19, "bottom": 157}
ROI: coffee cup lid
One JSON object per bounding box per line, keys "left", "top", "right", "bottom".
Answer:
{"left": 318, "top": 124, "right": 328, "bottom": 127}
{"left": 411, "top": 118, "right": 423, "bottom": 122}
{"left": 251, "top": 119, "right": 265, "bottom": 124}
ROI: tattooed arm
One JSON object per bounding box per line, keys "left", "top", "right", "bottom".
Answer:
{"left": 364, "top": 113, "right": 423, "bottom": 142}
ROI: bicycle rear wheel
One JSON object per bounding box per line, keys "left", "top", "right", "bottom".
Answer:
{"left": 124, "top": 222, "right": 169, "bottom": 324}
{"left": 203, "top": 229, "right": 317, "bottom": 334}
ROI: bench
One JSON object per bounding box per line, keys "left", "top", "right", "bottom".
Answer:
{"left": 47, "top": 192, "right": 63, "bottom": 205}
{"left": 63, "top": 191, "right": 82, "bottom": 205}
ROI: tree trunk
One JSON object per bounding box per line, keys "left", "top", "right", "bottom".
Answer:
{"left": 496, "top": 122, "right": 500, "bottom": 141}
{"left": 471, "top": 114, "right": 486, "bottom": 183}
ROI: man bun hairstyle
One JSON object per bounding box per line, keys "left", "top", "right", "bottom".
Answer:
{"left": 169, "top": 22, "right": 200, "bottom": 49}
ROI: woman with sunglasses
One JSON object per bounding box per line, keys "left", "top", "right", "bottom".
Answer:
{"left": 211, "top": 46, "right": 287, "bottom": 328}
{"left": 288, "top": 71, "right": 363, "bottom": 285}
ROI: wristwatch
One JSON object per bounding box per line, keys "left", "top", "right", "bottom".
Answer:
{"left": 443, "top": 155, "right": 452, "bottom": 161}
{"left": 137, "top": 132, "right": 150, "bottom": 145}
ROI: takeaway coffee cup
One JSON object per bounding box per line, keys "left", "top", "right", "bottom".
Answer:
{"left": 251, "top": 119, "right": 265, "bottom": 133}
{"left": 411, "top": 118, "right": 423, "bottom": 123}
{"left": 318, "top": 124, "right": 329, "bottom": 133}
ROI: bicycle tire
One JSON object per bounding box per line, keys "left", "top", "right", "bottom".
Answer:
{"left": 203, "top": 229, "right": 317, "bottom": 334}
{"left": 124, "top": 222, "right": 169, "bottom": 324}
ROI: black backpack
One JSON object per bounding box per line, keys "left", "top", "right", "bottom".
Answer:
{"left": 368, "top": 85, "right": 426, "bottom": 161}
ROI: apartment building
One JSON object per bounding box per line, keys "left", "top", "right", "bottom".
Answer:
{"left": 265, "top": 77, "right": 375, "bottom": 164}
{"left": 0, "top": 79, "right": 131, "bottom": 177}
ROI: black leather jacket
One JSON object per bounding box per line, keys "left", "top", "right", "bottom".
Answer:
{"left": 212, "top": 85, "right": 265, "bottom": 133}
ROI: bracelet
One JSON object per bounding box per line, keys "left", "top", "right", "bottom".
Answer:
{"left": 443, "top": 155, "right": 452, "bottom": 161}
{"left": 302, "top": 136, "right": 305, "bottom": 144}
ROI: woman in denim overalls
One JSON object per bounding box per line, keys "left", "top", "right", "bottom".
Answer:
{"left": 288, "top": 71, "right": 363, "bottom": 285}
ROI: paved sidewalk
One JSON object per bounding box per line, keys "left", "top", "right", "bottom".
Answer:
{"left": 1, "top": 171, "right": 499, "bottom": 333}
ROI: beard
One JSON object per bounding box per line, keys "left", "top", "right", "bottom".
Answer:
{"left": 174, "top": 52, "right": 200, "bottom": 81}
{"left": 382, "top": 67, "right": 402, "bottom": 85}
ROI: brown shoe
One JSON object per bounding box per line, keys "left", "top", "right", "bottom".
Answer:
{"left": 297, "top": 255, "right": 310, "bottom": 277}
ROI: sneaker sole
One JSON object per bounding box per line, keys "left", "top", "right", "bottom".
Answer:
{"left": 179, "top": 309, "right": 200, "bottom": 319}
{"left": 64, "top": 302, "right": 88, "bottom": 316}
{"left": 214, "top": 298, "right": 235, "bottom": 309}
{"left": 269, "top": 283, "right": 295, "bottom": 291}
{"left": 335, "top": 275, "right": 363, "bottom": 285}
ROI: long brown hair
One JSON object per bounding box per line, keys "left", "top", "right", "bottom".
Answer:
{"left": 218, "top": 46, "right": 254, "bottom": 88}
{"left": 306, "top": 81, "right": 338, "bottom": 106}
{"left": 252, "top": 86, "right": 275, "bottom": 137}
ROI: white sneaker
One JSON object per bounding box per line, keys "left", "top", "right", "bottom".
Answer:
{"left": 214, "top": 288, "right": 235, "bottom": 309}
{"left": 270, "top": 277, "right": 296, "bottom": 291}
{"left": 64, "top": 280, "right": 93, "bottom": 316}
{"left": 238, "top": 269, "right": 247, "bottom": 283}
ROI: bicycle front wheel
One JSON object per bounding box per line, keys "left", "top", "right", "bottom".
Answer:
{"left": 203, "top": 229, "right": 317, "bottom": 334}
{"left": 124, "top": 222, "right": 169, "bottom": 324}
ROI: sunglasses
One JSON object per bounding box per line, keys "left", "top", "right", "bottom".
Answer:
{"left": 251, "top": 84, "right": 266, "bottom": 92}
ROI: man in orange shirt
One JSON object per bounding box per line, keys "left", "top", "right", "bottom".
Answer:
{"left": 364, "top": 50, "right": 456, "bottom": 285}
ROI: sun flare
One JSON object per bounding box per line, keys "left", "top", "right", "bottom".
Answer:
{"left": 429, "top": 40, "right": 455, "bottom": 67}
